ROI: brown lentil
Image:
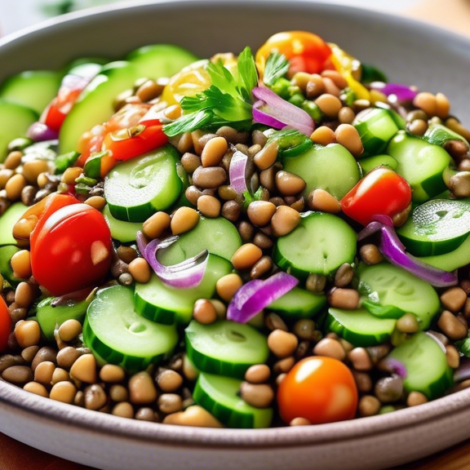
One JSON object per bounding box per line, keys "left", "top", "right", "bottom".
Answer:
{"left": 23, "top": 160, "right": 50, "bottom": 185}
{"left": 129, "top": 258, "right": 151, "bottom": 284}
{"left": 245, "top": 364, "right": 270, "bottom": 384}
{"left": 238, "top": 220, "right": 254, "bottom": 242}
{"left": 334, "top": 263, "right": 354, "bottom": 288}
{"left": 221, "top": 200, "right": 241, "bottom": 221}
{"left": 313, "top": 338, "right": 346, "bottom": 361}
{"left": 290, "top": 417, "right": 311, "bottom": 426}
{"left": 50, "top": 381, "right": 76, "bottom": 404}
{"left": 31, "top": 347, "right": 57, "bottom": 371}
{"left": 338, "top": 107, "right": 355, "bottom": 124}
{"left": 273, "top": 356, "right": 295, "bottom": 374}
{"left": 446, "top": 117, "right": 470, "bottom": 141}
{"left": 180, "top": 152, "right": 201, "bottom": 174}
{"left": 158, "top": 393, "right": 183, "bottom": 414}
{"left": 359, "top": 244, "right": 383, "bottom": 265}
{"left": 250, "top": 256, "right": 273, "bottom": 279}
{"left": 164, "top": 104, "right": 182, "bottom": 120}
{"left": 240, "top": 382, "right": 274, "bottom": 408}
{"left": 99, "top": 364, "right": 125, "bottom": 383}
{"left": 253, "top": 142, "right": 278, "bottom": 171}
{"left": 231, "top": 243, "right": 263, "bottom": 270}
{"left": 216, "top": 273, "right": 243, "bottom": 301}
{"left": 112, "top": 402, "right": 134, "bottom": 419}
{"left": 58, "top": 319, "right": 82, "bottom": 343}
{"left": 375, "top": 376, "right": 404, "bottom": 403}
{"left": 267, "top": 330, "right": 298, "bottom": 358}
{"left": 252, "top": 129, "right": 268, "bottom": 147}
{"left": 192, "top": 166, "right": 227, "bottom": 189}
{"left": 265, "top": 313, "right": 288, "bottom": 332}
{"left": 6, "top": 173, "right": 27, "bottom": 200}
{"left": 253, "top": 231, "right": 273, "bottom": 249}
{"left": 135, "top": 407, "right": 158, "bottom": 422}
{"left": 349, "top": 348, "right": 373, "bottom": 371}
{"left": 194, "top": 195, "right": 221, "bottom": 218}
{"left": 21, "top": 185, "right": 37, "bottom": 206}
{"left": 358, "top": 395, "right": 381, "bottom": 417}
{"left": 129, "top": 372, "right": 158, "bottom": 404}
{"left": 335, "top": 124, "right": 363, "bottom": 157}
{"left": 446, "top": 344, "right": 460, "bottom": 369}
{"left": 305, "top": 75, "right": 325, "bottom": 99}
{"left": 73, "top": 390, "right": 84, "bottom": 407}
{"left": 4, "top": 151, "right": 22, "bottom": 169}
{"left": 407, "top": 119, "right": 428, "bottom": 136}
{"left": 413, "top": 92, "right": 437, "bottom": 117}
{"left": 156, "top": 369, "right": 183, "bottom": 392}
{"left": 51, "top": 368, "right": 70, "bottom": 385}
{"left": 15, "top": 282, "right": 35, "bottom": 308}
{"left": 23, "top": 381, "right": 48, "bottom": 398}
{"left": 61, "top": 167, "right": 83, "bottom": 185}
{"left": 2, "top": 365, "right": 33, "bottom": 384}
{"left": 142, "top": 212, "right": 171, "bottom": 240}
{"left": 275, "top": 171, "right": 305, "bottom": 196}
{"left": 163, "top": 405, "right": 222, "bottom": 427}
{"left": 322, "top": 70, "right": 348, "bottom": 89}
{"left": 218, "top": 185, "right": 238, "bottom": 201}
{"left": 136, "top": 79, "right": 164, "bottom": 102}
{"left": 15, "top": 320, "right": 40, "bottom": 348}
{"left": 0, "top": 169, "right": 14, "bottom": 189}
{"left": 438, "top": 310, "right": 468, "bottom": 340}
{"left": 270, "top": 206, "right": 301, "bottom": 237}
{"left": 84, "top": 384, "right": 107, "bottom": 410}
{"left": 57, "top": 347, "right": 80, "bottom": 369}
{"left": 407, "top": 391, "right": 428, "bottom": 407}
{"left": 193, "top": 299, "right": 217, "bottom": 324}
{"left": 171, "top": 207, "right": 199, "bottom": 235}
{"left": 440, "top": 287, "right": 467, "bottom": 312}
{"left": 396, "top": 313, "right": 419, "bottom": 334}
{"left": 110, "top": 384, "right": 128, "bottom": 403}
{"left": 85, "top": 196, "right": 106, "bottom": 211}
{"left": 328, "top": 288, "right": 360, "bottom": 310}
{"left": 315, "top": 94, "right": 342, "bottom": 118}
{"left": 182, "top": 354, "right": 199, "bottom": 381}
{"left": 210, "top": 299, "right": 226, "bottom": 320}
{"left": 70, "top": 354, "right": 97, "bottom": 383}
{"left": 435, "top": 93, "right": 450, "bottom": 119}
{"left": 201, "top": 136, "right": 228, "bottom": 168}
{"left": 21, "top": 345, "right": 39, "bottom": 363}
{"left": 292, "top": 319, "right": 316, "bottom": 341}
{"left": 353, "top": 371, "right": 373, "bottom": 393}
{"left": 246, "top": 201, "right": 275, "bottom": 227}
{"left": 306, "top": 273, "right": 327, "bottom": 293}
{"left": 307, "top": 189, "right": 340, "bottom": 213}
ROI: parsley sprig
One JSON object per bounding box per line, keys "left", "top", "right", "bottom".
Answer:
{"left": 164, "top": 47, "right": 258, "bottom": 137}
{"left": 263, "top": 52, "right": 289, "bottom": 86}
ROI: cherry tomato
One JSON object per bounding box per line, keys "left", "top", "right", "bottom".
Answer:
{"left": 102, "top": 124, "right": 167, "bottom": 161}
{"left": 278, "top": 356, "right": 358, "bottom": 425}
{"left": 256, "top": 31, "right": 332, "bottom": 76}
{"left": 0, "top": 296, "right": 11, "bottom": 353}
{"left": 31, "top": 204, "right": 112, "bottom": 296}
{"left": 341, "top": 167, "right": 412, "bottom": 226}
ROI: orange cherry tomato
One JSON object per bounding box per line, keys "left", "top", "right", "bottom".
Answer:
{"left": 0, "top": 297, "right": 11, "bottom": 353}
{"left": 31, "top": 204, "right": 112, "bottom": 296}
{"left": 277, "top": 356, "right": 358, "bottom": 425}
{"left": 256, "top": 31, "right": 332, "bottom": 76}
{"left": 341, "top": 167, "right": 412, "bottom": 226}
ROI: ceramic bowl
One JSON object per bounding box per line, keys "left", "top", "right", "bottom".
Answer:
{"left": 1, "top": 1, "right": 470, "bottom": 469}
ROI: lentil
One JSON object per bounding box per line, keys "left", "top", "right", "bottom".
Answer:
{"left": 143, "top": 211, "right": 171, "bottom": 239}
{"left": 353, "top": 371, "right": 373, "bottom": 393}
{"left": 4, "top": 151, "right": 22, "bottom": 169}
{"left": 85, "top": 196, "right": 106, "bottom": 211}
{"left": 275, "top": 171, "right": 306, "bottom": 196}
{"left": 374, "top": 376, "right": 404, "bottom": 403}
{"left": 57, "top": 347, "right": 80, "bottom": 369}
{"left": 267, "top": 330, "right": 298, "bottom": 358}
{"left": 221, "top": 200, "right": 241, "bottom": 221}
{"left": 129, "top": 258, "right": 151, "bottom": 284}
{"left": 328, "top": 288, "right": 360, "bottom": 310}
{"left": 112, "top": 402, "right": 134, "bottom": 419}
{"left": 129, "top": 372, "right": 158, "bottom": 404}
{"left": 70, "top": 354, "right": 97, "bottom": 383}
{"left": 2, "top": 365, "right": 33, "bottom": 384}
{"left": 50, "top": 381, "right": 76, "bottom": 404}
{"left": 335, "top": 124, "right": 363, "bottom": 157}
{"left": 218, "top": 185, "right": 238, "bottom": 201}
{"left": 446, "top": 344, "right": 460, "bottom": 369}
{"left": 305, "top": 75, "right": 325, "bottom": 98}
{"left": 21, "top": 345, "right": 39, "bottom": 363}
{"left": 358, "top": 395, "right": 381, "bottom": 417}
{"left": 315, "top": 94, "right": 342, "bottom": 118}
{"left": 163, "top": 405, "right": 222, "bottom": 427}
{"left": 23, "top": 160, "right": 49, "bottom": 185}
{"left": 171, "top": 207, "right": 199, "bottom": 235}
{"left": 334, "top": 263, "right": 354, "bottom": 287}
{"left": 306, "top": 273, "right": 327, "bottom": 293}
{"left": 201, "top": 136, "right": 228, "bottom": 167}
{"left": 110, "top": 384, "right": 128, "bottom": 403}
{"left": 245, "top": 364, "right": 270, "bottom": 384}
{"left": 240, "top": 382, "right": 274, "bottom": 408}
{"left": 250, "top": 256, "right": 273, "bottom": 279}
{"left": 265, "top": 313, "right": 288, "bottom": 332}
{"left": 31, "top": 347, "right": 57, "bottom": 371}
{"left": 58, "top": 320, "right": 82, "bottom": 342}
{"left": 396, "top": 313, "right": 419, "bottom": 334}
{"left": 408, "top": 119, "right": 428, "bottom": 136}
{"left": 413, "top": 92, "right": 437, "bottom": 117}
{"left": 21, "top": 185, "right": 37, "bottom": 206}
{"left": 192, "top": 166, "right": 227, "bottom": 188}
{"left": 271, "top": 206, "right": 301, "bottom": 237}
{"left": 313, "top": 338, "right": 346, "bottom": 361}
{"left": 182, "top": 354, "right": 199, "bottom": 381}
{"left": 247, "top": 201, "right": 276, "bottom": 227}
{"left": 435, "top": 93, "right": 450, "bottom": 119}
{"left": 15, "top": 282, "right": 35, "bottom": 308}
{"left": 273, "top": 356, "right": 295, "bottom": 374}
{"left": 290, "top": 417, "right": 311, "bottom": 426}
{"left": 359, "top": 244, "right": 383, "bottom": 265}
{"left": 231, "top": 243, "right": 263, "bottom": 270}
{"left": 253, "top": 231, "right": 273, "bottom": 249}
{"left": 438, "top": 310, "right": 468, "bottom": 340}
{"left": 238, "top": 220, "right": 254, "bottom": 242}
{"left": 216, "top": 273, "right": 243, "bottom": 301}
{"left": 136, "top": 79, "right": 164, "bottom": 102}
{"left": 307, "top": 189, "right": 340, "bottom": 213}
{"left": 338, "top": 107, "right": 355, "bottom": 124}
{"left": 51, "top": 368, "right": 70, "bottom": 385}
{"left": 407, "top": 391, "right": 428, "bottom": 407}
{"left": 440, "top": 287, "right": 467, "bottom": 312}
{"left": 158, "top": 394, "right": 183, "bottom": 414}
{"left": 15, "top": 320, "right": 40, "bottom": 348}
{"left": 23, "top": 381, "right": 48, "bottom": 398}
{"left": 193, "top": 299, "right": 217, "bottom": 324}
{"left": 99, "top": 364, "right": 125, "bottom": 383}
{"left": 253, "top": 142, "right": 278, "bottom": 170}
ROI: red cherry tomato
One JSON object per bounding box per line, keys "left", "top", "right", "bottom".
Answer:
{"left": 31, "top": 204, "right": 112, "bottom": 296}
{"left": 256, "top": 31, "right": 332, "bottom": 76}
{"left": 0, "top": 297, "right": 11, "bottom": 353}
{"left": 278, "top": 356, "right": 358, "bottom": 425}
{"left": 341, "top": 167, "right": 412, "bottom": 226}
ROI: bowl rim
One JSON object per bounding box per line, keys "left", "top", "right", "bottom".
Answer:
{"left": 1, "top": 0, "right": 470, "bottom": 448}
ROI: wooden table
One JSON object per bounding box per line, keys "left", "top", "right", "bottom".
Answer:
{"left": 1, "top": 0, "right": 470, "bottom": 469}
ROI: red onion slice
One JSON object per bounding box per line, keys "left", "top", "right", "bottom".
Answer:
{"left": 454, "top": 358, "right": 470, "bottom": 383}
{"left": 27, "top": 122, "right": 59, "bottom": 142}
{"left": 370, "top": 82, "right": 418, "bottom": 102}
{"left": 227, "top": 272, "right": 299, "bottom": 323}
{"left": 137, "top": 232, "right": 208, "bottom": 289}
{"left": 252, "top": 86, "right": 314, "bottom": 136}
{"left": 229, "top": 150, "right": 249, "bottom": 194}
{"left": 253, "top": 100, "right": 288, "bottom": 130}
{"left": 379, "top": 358, "right": 408, "bottom": 379}
{"left": 426, "top": 331, "right": 448, "bottom": 354}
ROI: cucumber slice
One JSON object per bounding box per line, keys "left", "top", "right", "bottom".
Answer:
{"left": 0, "top": 71, "right": 61, "bottom": 114}
{"left": 416, "top": 233, "right": 470, "bottom": 271}
{"left": 0, "top": 245, "right": 21, "bottom": 286}
{"left": 158, "top": 217, "right": 242, "bottom": 265}
{"left": 386, "top": 131, "right": 450, "bottom": 202}
{"left": 274, "top": 212, "right": 357, "bottom": 278}
{"left": 103, "top": 205, "right": 142, "bottom": 243}
{"left": 423, "top": 123, "right": 468, "bottom": 148}
{"left": 283, "top": 144, "right": 360, "bottom": 200}
{"left": 126, "top": 44, "right": 198, "bottom": 80}
{"left": 84, "top": 285, "right": 177, "bottom": 372}
{"left": 36, "top": 297, "right": 89, "bottom": 341}
{"left": 358, "top": 262, "right": 440, "bottom": 330}
{"left": 135, "top": 255, "right": 232, "bottom": 324}
{"left": 354, "top": 108, "right": 399, "bottom": 157}
{"left": 186, "top": 320, "right": 269, "bottom": 378}
{"left": 359, "top": 154, "right": 398, "bottom": 174}
{"left": 194, "top": 372, "right": 273, "bottom": 429}
{"left": 104, "top": 145, "right": 182, "bottom": 222}
{"left": 0, "top": 202, "right": 27, "bottom": 246}
{"left": 326, "top": 307, "right": 396, "bottom": 347}
{"left": 268, "top": 287, "right": 326, "bottom": 319}
{"left": 0, "top": 99, "right": 38, "bottom": 161}
{"left": 59, "top": 61, "right": 139, "bottom": 153}
{"left": 388, "top": 332, "right": 453, "bottom": 399}
{"left": 397, "top": 199, "right": 470, "bottom": 256}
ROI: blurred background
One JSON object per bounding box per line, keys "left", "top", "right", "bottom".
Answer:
{"left": 0, "top": 0, "right": 469, "bottom": 38}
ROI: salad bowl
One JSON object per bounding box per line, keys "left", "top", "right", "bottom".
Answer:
{"left": 1, "top": 1, "right": 470, "bottom": 469}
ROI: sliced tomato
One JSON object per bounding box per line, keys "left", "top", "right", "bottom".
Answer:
{"left": 31, "top": 204, "right": 112, "bottom": 296}
{"left": 0, "top": 296, "right": 11, "bottom": 353}
{"left": 256, "top": 31, "right": 332, "bottom": 76}
{"left": 341, "top": 167, "right": 412, "bottom": 226}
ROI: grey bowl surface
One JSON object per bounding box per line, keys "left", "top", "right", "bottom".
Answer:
{"left": 1, "top": 1, "right": 470, "bottom": 469}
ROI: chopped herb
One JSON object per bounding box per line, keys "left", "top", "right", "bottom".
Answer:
{"left": 267, "top": 128, "right": 313, "bottom": 158}
{"left": 455, "top": 335, "right": 470, "bottom": 358}
{"left": 243, "top": 186, "right": 264, "bottom": 210}
{"left": 263, "top": 52, "right": 289, "bottom": 87}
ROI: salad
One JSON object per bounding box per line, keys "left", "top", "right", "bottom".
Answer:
{"left": 0, "top": 31, "right": 469, "bottom": 429}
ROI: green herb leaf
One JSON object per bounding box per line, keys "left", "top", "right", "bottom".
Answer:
{"left": 455, "top": 334, "right": 470, "bottom": 358}
{"left": 237, "top": 47, "right": 258, "bottom": 101}
{"left": 163, "top": 109, "right": 212, "bottom": 137}
{"left": 263, "top": 52, "right": 289, "bottom": 87}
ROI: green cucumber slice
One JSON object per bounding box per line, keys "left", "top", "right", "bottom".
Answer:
{"left": 326, "top": 307, "right": 396, "bottom": 347}
{"left": 416, "top": 233, "right": 470, "bottom": 271}
{"left": 104, "top": 145, "right": 182, "bottom": 222}
{"left": 0, "top": 99, "right": 38, "bottom": 162}
{"left": 283, "top": 144, "right": 360, "bottom": 200}
{"left": 126, "top": 44, "right": 198, "bottom": 80}
{"left": 274, "top": 212, "right": 357, "bottom": 278}
{"left": 0, "top": 245, "right": 21, "bottom": 286}
{"left": 194, "top": 372, "right": 273, "bottom": 428}
{"left": 354, "top": 108, "right": 399, "bottom": 157}
{"left": 0, "top": 202, "right": 27, "bottom": 246}
{"left": 103, "top": 205, "right": 142, "bottom": 243}
{"left": 359, "top": 154, "right": 398, "bottom": 174}
{"left": 386, "top": 131, "right": 450, "bottom": 202}
{"left": 397, "top": 199, "right": 470, "bottom": 256}
{"left": 268, "top": 287, "right": 326, "bottom": 319}
{"left": 185, "top": 320, "right": 269, "bottom": 378}
{"left": 135, "top": 255, "right": 232, "bottom": 325}
{"left": 36, "top": 297, "right": 89, "bottom": 341}
{"left": 158, "top": 216, "right": 242, "bottom": 265}
{"left": 388, "top": 332, "right": 453, "bottom": 399}
{"left": 83, "top": 285, "right": 177, "bottom": 372}
{"left": 423, "top": 123, "right": 468, "bottom": 148}
{"left": 358, "top": 263, "right": 440, "bottom": 330}
{"left": 0, "top": 71, "right": 61, "bottom": 114}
